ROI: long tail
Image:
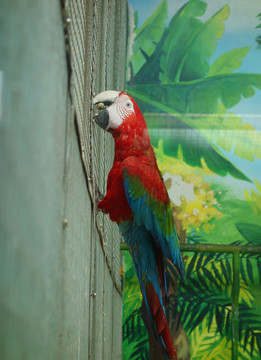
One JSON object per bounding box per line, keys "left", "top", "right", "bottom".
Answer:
{"left": 121, "top": 219, "right": 178, "bottom": 359}
{"left": 144, "top": 281, "right": 177, "bottom": 360}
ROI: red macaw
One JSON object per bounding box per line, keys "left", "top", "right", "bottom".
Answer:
{"left": 93, "top": 90, "right": 184, "bottom": 360}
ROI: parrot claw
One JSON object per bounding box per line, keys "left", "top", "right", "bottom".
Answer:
{"left": 95, "top": 184, "right": 104, "bottom": 212}
{"left": 95, "top": 184, "right": 104, "bottom": 203}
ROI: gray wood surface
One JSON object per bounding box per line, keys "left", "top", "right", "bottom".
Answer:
{"left": 0, "top": 1, "right": 127, "bottom": 359}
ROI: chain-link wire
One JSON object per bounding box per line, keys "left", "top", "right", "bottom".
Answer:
{"left": 63, "top": 0, "right": 126, "bottom": 295}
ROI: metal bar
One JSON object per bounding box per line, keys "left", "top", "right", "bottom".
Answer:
{"left": 120, "top": 243, "right": 261, "bottom": 254}
{"left": 232, "top": 251, "right": 240, "bottom": 360}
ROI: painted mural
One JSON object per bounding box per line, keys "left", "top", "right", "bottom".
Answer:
{"left": 123, "top": 0, "right": 261, "bottom": 359}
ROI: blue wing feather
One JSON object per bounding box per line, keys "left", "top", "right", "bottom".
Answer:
{"left": 120, "top": 218, "right": 163, "bottom": 306}
{"left": 123, "top": 177, "right": 184, "bottom": 277}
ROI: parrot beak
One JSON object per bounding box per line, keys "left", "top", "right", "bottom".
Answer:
{"left": 93, "top": 108, "right": 110, "bottom": 130}
{"left": 93, "top": 90, "right": 120, "bottom": 131}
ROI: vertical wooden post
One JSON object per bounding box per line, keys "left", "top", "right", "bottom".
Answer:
{"left": 232, "top": 251, "right": 240, "bottom": 360}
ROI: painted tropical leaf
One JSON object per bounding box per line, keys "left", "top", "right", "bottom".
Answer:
{"left": 201, "top": 196, "right": 261, "bottom": 245}
{"left": 208, "top": 47, "right": 251, "bottom": 76}
{"left": 127, "top": 89, "right": 255, "bottom": 180}
{"left": 176, "top": 4, "right": 230, "bottom": 82}
{"left": 178, "top": 250, "right": 261, "bottom": 359}
{"left": 132, "top": 0, "right": 230, "bottom": 83}
{"left": 190, "top": 321, "right": 260, "bottom": 360}
{"left": 190, "top": 320, "right": 231, "bottom": 360}
{"left": 159, "top": 0, "right": 207, "bottom": 82}
{"left": 123, "top": 252, "right": 142, "bottom": 322}
{"left": 123, "top": 308, "right": 149, "bottom": 360}
{"left": 128, "top": 0, "right": 261, "bottom": 182}
{"left": 128, "top": 73, "right": 261, "bottom": 114}
{"left": 244, "top": 180, "right": 261, "bottom": 216}
{"left": 146, "top": 113, "right": 250, "bottom": 181}
{"left": 133, "top": 28, "right": 169, "bottom": 85}
{"left": 189, "top": 104, "right": 261, "bottom": 161}
{"left": 130, "top": 0, "right": 167, "bottom": 76}
{"left": 235, "top": 223, "right": 261, "bottom": 245}
{"left": 256, "top": 12, "right": 261, "bottom": 28}
{"left": 215, "top": 121, "right": 261, "bottom": 161}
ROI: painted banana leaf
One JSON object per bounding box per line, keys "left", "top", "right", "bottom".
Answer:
{"left": 208, "top": 47, "right": 251, "bottom": 76}
{"left": 160, "top": 2, "right": 229, "bottom": 82}
{"left": 192, "top": 104, "right": 261, "bottom": 162}
{"left": 144, "top": 113, "right": 251, "bottom": 181}
{"left": 128, "top": 0, "right": 261, "bottom": 181}
{"left": 128, "top": 74, "right": 261, "bottom": 115}
{"left": 130, "top": 0, "right": 168, "bottom": 77}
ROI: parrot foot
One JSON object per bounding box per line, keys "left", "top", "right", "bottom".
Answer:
{"left": 95, "top": 184, "right": 104, "bottom": 212}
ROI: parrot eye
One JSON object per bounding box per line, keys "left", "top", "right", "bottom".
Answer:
{"left": 125, "top": 101, "right": 132, "bottom": 109}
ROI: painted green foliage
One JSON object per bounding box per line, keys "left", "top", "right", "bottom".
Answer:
{"left": 124, "top": 0, "right": 261, "bottom": 359}
{"left": 123, "top": 187, "right": 261, "bottom": 360}
{"left": 256, "top": 12, "right": 261, "bottom": 47}
{"left": 127, "top": 0, "right": 261, "bottom": 180}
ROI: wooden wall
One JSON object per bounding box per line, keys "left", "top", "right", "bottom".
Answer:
{"left": 0, "top": 1, "right": 127, "bottom": 359}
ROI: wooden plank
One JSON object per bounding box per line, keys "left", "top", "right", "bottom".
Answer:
{"left": 0, "top": 1, "right": 67, "bottom": 359}
{"left": 112, "top": 287, "right": 123, "bottom": 360}
{"left": 0, "top": 0, "right": 127, "bottom": 359}
{"left": 91, "top": 235, "right": 105, "bottom": 360}
{"left": 103, "top": 265, "right": 114, "bottom": 360}
{"left": 60, "top": 124, "right": 93, "bottom": 360}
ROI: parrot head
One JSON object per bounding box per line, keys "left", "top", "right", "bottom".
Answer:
{"left": 93, "top": 90, "right": 147, "bottom": 134}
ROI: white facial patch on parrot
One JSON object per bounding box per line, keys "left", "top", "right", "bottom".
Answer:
{"left": 93, "top": 90, "right": 120, "bottom": 106}
{"left": 107, "top": 94, "right": 134, "bottom": 130}
{"left": 107, "top": 104, "right": 124, "bottom": 129}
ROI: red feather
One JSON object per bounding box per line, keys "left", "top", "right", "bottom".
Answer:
{"left": 98, "top": 162, "right": 132, "bottom": 223}
{"left": 145, "top": 282, "right": 177, "bottom": 360}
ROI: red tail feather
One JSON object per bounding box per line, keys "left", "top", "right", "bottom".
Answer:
{"left": 145, "top": 283, "right": 177, "bottom": 360}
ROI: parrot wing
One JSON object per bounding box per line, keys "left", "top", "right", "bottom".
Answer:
{"left": 120, "top": 156, "right": 183, "bottom": 360}
{"left": 122, "top": 156, "right": 184, "bottom": 277}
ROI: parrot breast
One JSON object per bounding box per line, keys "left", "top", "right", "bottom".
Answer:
{"left": 98, "top": 162, "right": 133, "bottom": 224}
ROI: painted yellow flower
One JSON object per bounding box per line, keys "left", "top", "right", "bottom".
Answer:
{"left": 155, "top": 141, "right": 222, "bottom": 233}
